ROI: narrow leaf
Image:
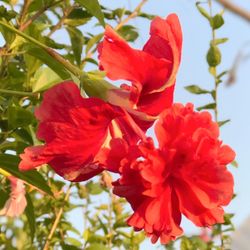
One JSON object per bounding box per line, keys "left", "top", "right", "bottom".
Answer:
{"left": 27, "top": 46, "right": 71, "bottom": 80}
{"left": 213, "top": 38, "right": 228, "bottom": 45}
{"left": 67, "top": 27, "right": 84, "bottom": 66}
{"left": 76, "top": 0, "right": 105, "bottom": 27}
{"left": 196, "top": 2, "right": 210, "bottom": 21}
{"left": 117, "top": 25, "right": 138, "bottom": 42}
{"left": 25, "top": 193, "right": 36, "bottom": 241}
{"left": 8, "top": 106, "right": 34, "bottom": 129}
{"left": 185, "top": 85, "right": 211, "bottom": 95}
{"left": 32, "top": 67, "right": 62, "bottom": 92}
{"left": 85, "top": 33, "right": 103, "bottom": 54}
{"left": 218, "top": 119, "right": 230, "bottom": 127}
{"left": 0, "top": 154, "right": 53, "bottom": 196}
{"left": 197, "top": 103, "right": 216, "bottom": 111}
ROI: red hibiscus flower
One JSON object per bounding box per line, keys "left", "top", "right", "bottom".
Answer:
{"left": 113, "top": 103, "right": 235, "bottom": 244}
{"left": 98, "top": 14, "right": 182, "bottom": 128}
{"left": 19, "top": 81, "right": 133, "bottom": 182}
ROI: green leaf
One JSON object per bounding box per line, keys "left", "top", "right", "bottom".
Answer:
{"left": 117, "top": 25, "right": 138, "bottom": 42}
{"left": 86, "top": 243, "right": 110, "bottom": 250}
{"left": 97, "top": 215, "right": 108, "bottom": 234}
{"left": 65, "top": 237, "right": 82, "bottom": 247}
{"left": 0, "top": 6, "right": 17, "bottom": 21}
{"left": 0, "top": 20, "right": 16, "bottom": 44}
{"left": 85, "top": 33, "right": 103, "bottom": 54}
{"left": 217, "top": 70, "right": 228, "bottom": 79}
{"left": 218, "top": 119, "right": 230, "bottom": 127}
{"left": 197, "top": 103, "right": 216, "bottom": 111}
{"left": 8, "top": 106, "right": 34, "bottom": 129}
{"left": 0, "top": 154, "right": 53, "bottom": 196}
{"left": 65, "top": 8, "right": 92, "bottom": 26}
{"left": 213, "top": 38, "right": 228, "bottom": 45}
{"left": 0, "top": 141, "right": 29, "bottom": 154}
{"left": 26, "top": 46, "right": 71, "bottom": 80}
{"left": 207, "top": 45, "right": 221, "bottom": 67}
{"left": 44, "top": 37, "right": 65, "bottom": 49}
{"left": 32, "top": 67, "right": 62, "bottom": 92}
{"left": 185, "top": 85, "right": 211, "bottom": 95}
{"left": 86, "top": 181, "right": 103, "bottom": 195}
{"left": 113, "top": 220, "right": 128, "bottom": 229}
{"left": 28, "top": 0, "right": 45, "bottom": 12}
{"left": 211, "top": 14, "right": 224, "bottom": 29}
{"left": 87, "top": 234, "right": 106, "bottom": 244}
{"left": 0, "top": 189, "right": 9, "bottom": 209}
{"left": 25, "top": 193, "right": 36, "bottom": 242}
{"left": 231, "top": 160, "right": 238, "bottom": 168}
{"left": 62, "top": 244, "right": 81, "bottom": 250}
{"left": 82, "top": 58, "right": 98, "bottom": 66}
{"left": 67, "top": 27, "right": 84, "bottom": 66}
{"left": 196, "top": 2, "right": 210, "bottom": 21}
{"left": 76, "top": 0, "right": 105, "bottom": 27}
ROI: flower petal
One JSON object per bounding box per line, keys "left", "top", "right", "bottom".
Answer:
{"left": 98, "top": 26, "right": 171, "bottom": 94}
{"left": 19, "top": 82, "right": 122, "bottom": 182}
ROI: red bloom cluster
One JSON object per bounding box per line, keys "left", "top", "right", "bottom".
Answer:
{"left": 113, "top": 104, "right": 234, "bottom": 243}
{"left": 19, "top": 14, "right": 235, "bottom": 244}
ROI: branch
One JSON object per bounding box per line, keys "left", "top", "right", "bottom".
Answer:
{"left": 0, "top": 21, "right": 82, "bottom": 78}
{"left": 19, "top": 0, "right": 63, "bottom": 31}
{"left": 43, "top": 185, "right": 72, "bottom": 250}
{"left": 115, "top": 0, "right": 148, "bottom": 30}
{"left": 0, "top": 88, "right": 35, "bottom": 96}
{"left": 47, "top": 5, "right": 75, "bottom": 37}
{"left": 215, "top": 0, "right": 250, "bottom": 22}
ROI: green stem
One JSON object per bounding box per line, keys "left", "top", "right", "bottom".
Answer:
{"left": 0, "top": 21, "right": 117, "bottom": 99}
{"left": 0, "top": 88, "right": 34, "bottom": 96}
{"left": 208, "top": 0, "right": 219, "bottom": 122}
{"left": 0, "top": 21, "right": 83, "bottom": 78}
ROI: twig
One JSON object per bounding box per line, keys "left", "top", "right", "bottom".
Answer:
{"left": 215, "top": 0, "right": 250, "bottom": 22}
{"left": 115, "top": 0, "right": 148, "bottom": 30}
{"left": 19, "top": 0, "right": 63, "bottom": 31}
{"left": 19, "top": 0, "right": 32, "bottom": 26}
{"left": 0, "top": 21, "right": 83, "bottom": 78}
{"left": 43, "top": 185, "right": 72, "bottom": 250}
{"left": 209, "top": 0, "right": 219, "bottom": 122}
{"left": 0, "top": 88, "right": 35, "bottom": 96}
{"left": 48, "top": 5, "right": 75, "bottom": 37}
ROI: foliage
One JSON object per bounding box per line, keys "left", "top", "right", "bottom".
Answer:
{"left": 0, "top": 1, "right": 149, "bottom": 249}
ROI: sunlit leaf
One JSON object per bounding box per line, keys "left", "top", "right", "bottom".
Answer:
{"left": 25, "top": 193, "right": 36, "bottom": 241}
{"left": 0, "top": 154, "right": 53, "bottom": 196}
{"left": 197, "top": 103, "right": 216, "bottom": 111}
{"left": 8, "top": 106, "right": 34, "bottom": 129}
{"left": 27, "top": 46, "right": 71, "bottom": 80}
{"left": 67, "top": 27, "right": 84, "bottom": 66}
{"left": 32, "top": 67, "right": 62, "bottom": 92}
{"left": 185, "top": 85, "right": 211, "bottom": 95}
{"left": 76, "top": 0, "right": 105, "bottom": 27}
